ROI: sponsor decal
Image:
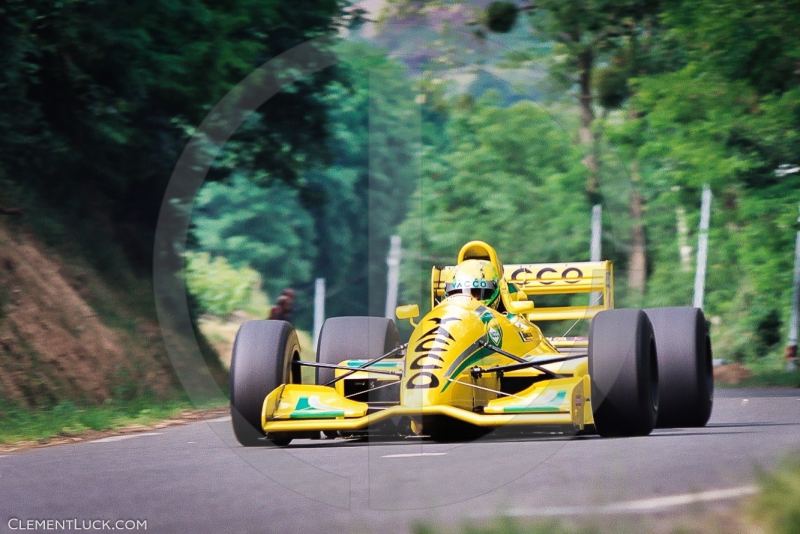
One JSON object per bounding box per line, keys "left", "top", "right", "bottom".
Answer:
{"left": 487, "top": 323, "right": 502, "bottom": 347}
{"left": 449, "top": 278, "right": 494, "bottom": 290}
{"left": 510, "top": 266, "right": 584, "bottom": 285}
{"left": 503, "top": 390, "right": 568, "bottom": 413}
{"left": 405, "top": 316, "right": 458, "bottom": 390}
{"left": 290, "top": 396, "right": 345, "bottom": 419}
{"left": 518, "top": 331, "right": 534, "bottom": 342}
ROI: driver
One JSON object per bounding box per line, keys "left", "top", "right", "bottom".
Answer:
{"left": 444, "top": 259, "right": 501, "bottom": 309}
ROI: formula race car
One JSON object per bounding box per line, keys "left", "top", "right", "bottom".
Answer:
{"left": 230, "top": 241, "right": 713, "bottom": 446}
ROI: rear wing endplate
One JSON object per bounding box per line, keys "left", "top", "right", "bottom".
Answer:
{"left": 432, "top": 261, "right": 614, "bottom": 322}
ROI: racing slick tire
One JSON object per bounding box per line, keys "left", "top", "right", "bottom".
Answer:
{"left": 230, "top": 320, "right": 301, "bottom": 446}
{"left": 425, "top": 416, "right": 488, "bottom": 443}
{"left": 644, "top": 307, "right": 713, "bottom": 428}
{"left": 315, "top": 316, "right": 400, "bottom": 386}
{"left": 589, "top": 309, "right": 658, "bottom": 437}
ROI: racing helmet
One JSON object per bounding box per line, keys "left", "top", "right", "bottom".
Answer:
{"left": 445, "top": 259, "right": 501, "bottom": 308}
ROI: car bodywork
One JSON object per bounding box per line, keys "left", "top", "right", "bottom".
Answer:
{"left": 260, "top": 241, "right": 616, "bottom": 436}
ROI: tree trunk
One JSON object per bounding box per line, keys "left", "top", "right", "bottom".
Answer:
{"left": 577, "top": 48, "right": 600, "bottom": 204}
{"left": 628, "top": 160, "right": 647, "bottom": 294}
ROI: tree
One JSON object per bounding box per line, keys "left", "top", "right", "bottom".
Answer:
{"left": 478, "top": 1, "right": 665, "bottom": 296}
{"left": 605, "top": 0, "right": 800, "bottom": 357}
{"left": 483, "top": 0, "right": 662, "bottom": 204}
{"left": 399, "top": 96, "right": 588, "bottom": 311}
{"left": 191, "top": 175, "right": 317, "bottom": 304}
{"left": 0, "top": 0, "right": 345, "bottom": 273}
{"left": 191, "top": 41, "right": 419, "bottom": 326}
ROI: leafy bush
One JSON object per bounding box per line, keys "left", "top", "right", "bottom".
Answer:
{"left": 184, "top": 252, "right": 266, "bottom": 317}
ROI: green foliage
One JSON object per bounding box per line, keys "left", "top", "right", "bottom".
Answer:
{"left": 184, "top": 251, "right": 267, "bottom": 317}
{"left": 191, "top": 177, "right": 315, "bottom": 306}
{"left": 753, "top": 456, "right": 800, "bottom": 534}
{"left": 392, "top": 0, "right": 800, "bottom": 363}
{"left": 2, "top": 0, "right": 800, "bottom": 387}
{"left": 400, "top": 96, "right": 588, "bottom": 309}
{"left": 485, "top": 2, "right": 519, "bottom": 34}
{"left": 191, "top": 41, "right": 419, "bottom": 325}
{"left": 310, "top": 41, "right": 419, "bottom": 318}
{"left": 0, "top": 0, "right": 344, "bottom": 273}
{"left": 0, "top": 396, "right": 224, "bottom": 445}
{"left": 600, "top": 0, "right": 800, "bottom": 360}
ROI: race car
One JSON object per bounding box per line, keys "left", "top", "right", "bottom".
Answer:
{"left": 230, "top": 241, "right": 713, "bottom": 446}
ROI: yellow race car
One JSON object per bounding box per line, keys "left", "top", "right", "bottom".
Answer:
{"left": 230, "top": 241, "right": 713, "bottom": 446}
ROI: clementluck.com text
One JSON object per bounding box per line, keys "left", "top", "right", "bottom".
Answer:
{"left": 7, "top": 518, "right": 147, "bottom": 531}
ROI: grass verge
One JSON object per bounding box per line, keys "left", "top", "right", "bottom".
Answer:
{"left": 752, "top": 456, "right": 800, "bottom": 534}
{"left": 0, "top": 395, "right": 226, "bottom": 445}
{"left": 413, "top": 518, "right": 585, "bottom": 534}
{"left": 413, "top": 454, "right": 800, "bottom": 534}
{"left": 736, "top": 368, "right": 800, "bottom": 388}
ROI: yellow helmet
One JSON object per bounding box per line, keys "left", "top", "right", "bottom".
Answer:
{"left": 445, "top": 259, "right": 501, "bottom": 308}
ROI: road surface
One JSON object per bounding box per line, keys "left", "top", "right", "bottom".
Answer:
{"left": 2, "top": 388, "right": 799, "bottom": 533}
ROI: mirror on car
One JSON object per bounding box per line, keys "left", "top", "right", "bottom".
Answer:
{"left": 396, "top": 304, "right": 420, "bottom": 321}
{"left": 507, "top": 300, "right": 534, "bottom": 314}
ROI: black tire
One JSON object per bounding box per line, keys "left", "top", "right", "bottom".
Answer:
{"left": 315, "top": 316, "right": 400, "bottom": 386}
{"left": 425, "top": 416, "right": 488, "bottom": 443}
{"left": 230, "top": 320, "right": 301, "bottom": 446}
{"left": 589, "top": 309, "right": 658, "bottom": 437}
{"left": 644, "top": 307, "right": 713, "bottom": 428}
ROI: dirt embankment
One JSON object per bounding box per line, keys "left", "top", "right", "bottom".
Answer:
{"left": 0, "top": 223, "right": 177, "bottom": 407}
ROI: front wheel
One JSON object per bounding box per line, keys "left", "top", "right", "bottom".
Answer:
{"left": 316, "top": 316, "right": 400, "bottom": 386}
{"left": 424, "top": 416, "right": 488, "bottom": 442}
{"left": 230, "top": 320, "right": 301, "bottom": 446}
{"left": 589, "top": 309, "right": 658, "bottom": 437}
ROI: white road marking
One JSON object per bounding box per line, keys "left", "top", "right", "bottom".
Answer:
{"left": 382, "top": 452, "right": 448, "bottom": 458}
{"left": 90, "top": 432, "right": 162, "bottom": 444}
{"left": 500, "top": 485, "right": 758, "bottom": 517}
{"left": 205, "top": 416, "right": 231, "bottom": 423}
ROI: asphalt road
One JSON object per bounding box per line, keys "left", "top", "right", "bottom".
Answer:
{"left": 2, "top": 388, "right": 799, "bottom": 533}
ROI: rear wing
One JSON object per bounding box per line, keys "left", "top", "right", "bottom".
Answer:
{"left": 431, "top": 261, "right": 614, "bottom": 322}
{"left": 504, "top": 261, "right": 614, "bottom": 321}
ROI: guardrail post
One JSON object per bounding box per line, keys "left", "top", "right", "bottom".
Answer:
{"left": 590, "top": 204, "right": 602, "bottom": 305}
{"left": 313, "top": 277, "right": 325, "bottom": 350}
{"left": 590, "top": 204, "right": 602, "bottom": 262}
{"left": 693, "top": 186, "right": 712, "bottom": 309}
{"left": 385, "top": 235, "right": 402, "bottom": 319}
{"left": 786, "top": 205, "right": 800, "bottom": 371}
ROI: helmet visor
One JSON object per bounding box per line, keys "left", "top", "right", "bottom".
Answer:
{"left": 445, "top": 279, "right": 499, "bottom": 303}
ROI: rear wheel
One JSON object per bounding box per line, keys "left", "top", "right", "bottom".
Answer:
{"left": 645, "top": 307, "right": 713, "bottom": 428}
{"left": 230, "top": 320, "right": 301, "bottom": 446}
{"left": 589, "top": 309, "right": 658, "bottom": 437}
{"left": 316, "top": 316, "right": 400, "bottom": 386}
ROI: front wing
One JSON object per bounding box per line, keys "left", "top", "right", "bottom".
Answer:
{"left": 261, "top": 375, "right": 592, "bottom": 433}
